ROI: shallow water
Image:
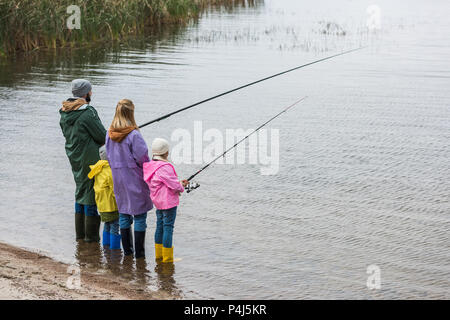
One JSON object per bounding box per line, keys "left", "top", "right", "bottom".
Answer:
{"left": 0, "top": 0, "right": 449, "bottom": 299}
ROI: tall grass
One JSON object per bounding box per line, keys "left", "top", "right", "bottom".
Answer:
{"left": 0, "top": 0, "right": 251, "bottom": 56}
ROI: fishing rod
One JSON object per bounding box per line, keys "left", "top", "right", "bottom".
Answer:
{"left": 138, "top": 46, "right": 365, "bottom": 129}
{"left": 184, "top": 96, "right": 308, "bottom": 193}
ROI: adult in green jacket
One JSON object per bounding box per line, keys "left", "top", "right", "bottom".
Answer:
{"left": 59, "top": 79, "right": 107, "bottom": 242}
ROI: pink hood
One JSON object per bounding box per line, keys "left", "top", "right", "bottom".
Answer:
{"left": 143, "top": 160, "right": 184, "bottom": 210}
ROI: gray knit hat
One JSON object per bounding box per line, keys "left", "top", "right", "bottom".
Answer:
{"left": 71, "top": 79, "right": 92, "bottom": 98}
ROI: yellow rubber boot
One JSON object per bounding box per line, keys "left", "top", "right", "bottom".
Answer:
{"left": 162, "top": 246, "right": 174, "bottom": 263}
{"left": 155, "top": 243, "right": 163, "bottom": 261}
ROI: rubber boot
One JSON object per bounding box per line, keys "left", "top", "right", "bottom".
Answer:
{"left": 155, "top": 243, "right": 163, "bottom": 261}
{"left": 134, "top": 231, "right": 146, "bottom": 259}
{"left": 110, "top": 233, "right": 121, "bottom": 250}
{"left": 75, "top": 213, "right": 85, "bottom": 240}
{"left": 162, "top": 247, "right": 174, "bottom": 263}
{"left": 102, "top": 230, "right": 111, "bottom": 247}
{"left": 84, "top": 215, "right": 101, "bottom": 242}
{"left": 120, "top": 228, "right": 134, "bottom": 256}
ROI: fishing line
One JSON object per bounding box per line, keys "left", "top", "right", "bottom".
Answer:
{"left": 138, "top": 46, "right": 365, "bottom": 129}
{"left": 184, "top": 96, "right": 308, "bottom": 193}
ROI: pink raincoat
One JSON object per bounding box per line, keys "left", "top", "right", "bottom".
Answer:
{"left": 143, "top": 160, "right": 184, "bottom": 210}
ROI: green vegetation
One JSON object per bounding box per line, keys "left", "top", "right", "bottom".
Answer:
{"left": 0, "top": 0, "right": 251, "bottom": 55}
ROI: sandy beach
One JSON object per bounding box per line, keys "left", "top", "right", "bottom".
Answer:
{"left": 0, "top": 241, "right": 173, "bottom": 300}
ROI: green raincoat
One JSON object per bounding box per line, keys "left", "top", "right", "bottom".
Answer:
{"left": 60, "top": 100, "right": 107, "bottom": 206}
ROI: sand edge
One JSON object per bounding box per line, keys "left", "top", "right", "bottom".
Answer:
{"left": 0, "top": 241, "right": 172, "bottom": 300}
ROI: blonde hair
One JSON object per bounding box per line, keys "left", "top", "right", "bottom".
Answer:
{"left": 111, "top": 99, "right": 138, "bottom": 129}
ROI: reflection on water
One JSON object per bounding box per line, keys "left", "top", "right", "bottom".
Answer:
{"left": 1, "top": 0, "right": 449, "bottom": 299}
{"left": 154, "top": 262, "right": 180, "bottom": 297}
{"left": 0, "top": 25, "right": 186, "bottom": 88}
{"left": 75, "top": 241, "right": 103, "bottom": 269}
{"left": 75, "top": 241, "right": 182, "bottom": 298}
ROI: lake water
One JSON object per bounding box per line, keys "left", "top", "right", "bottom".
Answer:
{"left": 0, "top": 0, "right": 449, "bottom": 299}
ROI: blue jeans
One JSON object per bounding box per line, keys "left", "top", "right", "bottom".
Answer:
{"left": 104, "top": 219, "right": 119, "bottom": 235}
{"left": 155, "top": 207, "right": 177, "bottom": 248}
{"left": 75, "top": 203, "right": 99, "bottom": 217}
{"left": 119, "top": 213, "right": 147, "bottom": 232}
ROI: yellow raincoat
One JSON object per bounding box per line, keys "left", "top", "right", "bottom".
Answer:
{"left": 88, "top": 160, "right": 118, "bottom": 218}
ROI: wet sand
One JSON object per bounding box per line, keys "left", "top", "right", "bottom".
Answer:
{"left": 0, "top": 241, "right": 173, "bottom": 300}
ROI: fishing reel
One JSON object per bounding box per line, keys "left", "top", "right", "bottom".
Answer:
{"left": 185, "top": 181, "right": 200, "bottom": 193}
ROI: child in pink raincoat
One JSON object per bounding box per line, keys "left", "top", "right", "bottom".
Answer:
{"left": 143, "top": 138, "right": 188, "bottom": 263}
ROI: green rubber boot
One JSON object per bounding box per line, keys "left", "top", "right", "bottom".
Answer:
{"left": 75, "top": 213, "right": 85, "bottom": 240}
{"left": 84, "top": 215, "right": 101, "bottom": 242}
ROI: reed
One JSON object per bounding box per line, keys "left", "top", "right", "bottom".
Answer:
{"left": 0, "top": 0, "right": 254, "bottom": 56}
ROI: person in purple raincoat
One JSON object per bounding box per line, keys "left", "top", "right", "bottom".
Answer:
{"left": 105, "top": 99, "right": 153, "bottom": 258}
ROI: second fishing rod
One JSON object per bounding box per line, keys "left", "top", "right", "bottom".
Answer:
{"left": 183, "top": 96, "right": 308, "bottom": 193}
{"left": 138, "top": 46, "right": 365, "bottom": 129}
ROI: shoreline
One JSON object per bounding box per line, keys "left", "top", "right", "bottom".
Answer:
{"left": 0, "top": 241, "right": 175, "bottom": 300}
{"left": 0, "top": 0, "right": 254, "bottom": 56}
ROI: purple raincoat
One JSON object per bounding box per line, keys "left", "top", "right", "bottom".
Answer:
{"left": 105, "top": 130, "right": 153, "bottom": 215}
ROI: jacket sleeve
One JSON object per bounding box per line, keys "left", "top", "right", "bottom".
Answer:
{"left": 155, "top": 165, "right": 185, "bottom": 193}
{"left": 81, "top": 107, "right": 107, "bottom": 146}
{"left": 130, "top": 131, "right": 150, "bottom": 167}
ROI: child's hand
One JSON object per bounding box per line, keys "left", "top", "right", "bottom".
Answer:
{"left": 181, "top": 180, "right": 189, "bottom": 187}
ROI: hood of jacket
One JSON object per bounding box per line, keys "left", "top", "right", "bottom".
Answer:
{"left": 59, "top": 98, "right": 89, "bottom": 126}
{"left": 61, "top": 98, "right": 88, "bottom": 112}
{"left": 143, "top": 160, "right": 171, "bottom": 182}
{"left": 88, "top": 160, "right": 110, "bottom": 179}
{"left": 108, "top": 126, "right": 138, "bottom": 143}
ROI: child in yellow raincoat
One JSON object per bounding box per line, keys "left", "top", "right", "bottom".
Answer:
{"left": 88, "top": 146, "right": 121, "bottom": 249}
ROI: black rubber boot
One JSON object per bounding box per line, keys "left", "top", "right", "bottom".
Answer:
{"left": 75, "top": 213, "right": 85, "bottom": 240}
{"left": 84, "top": 215, "right": 100, "bottom": 242}
{"left": 134, "top": 231, "right": 146, "bottom": 259}
{"left": 120, "top": 228, "right": 134, "bottom": 256}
